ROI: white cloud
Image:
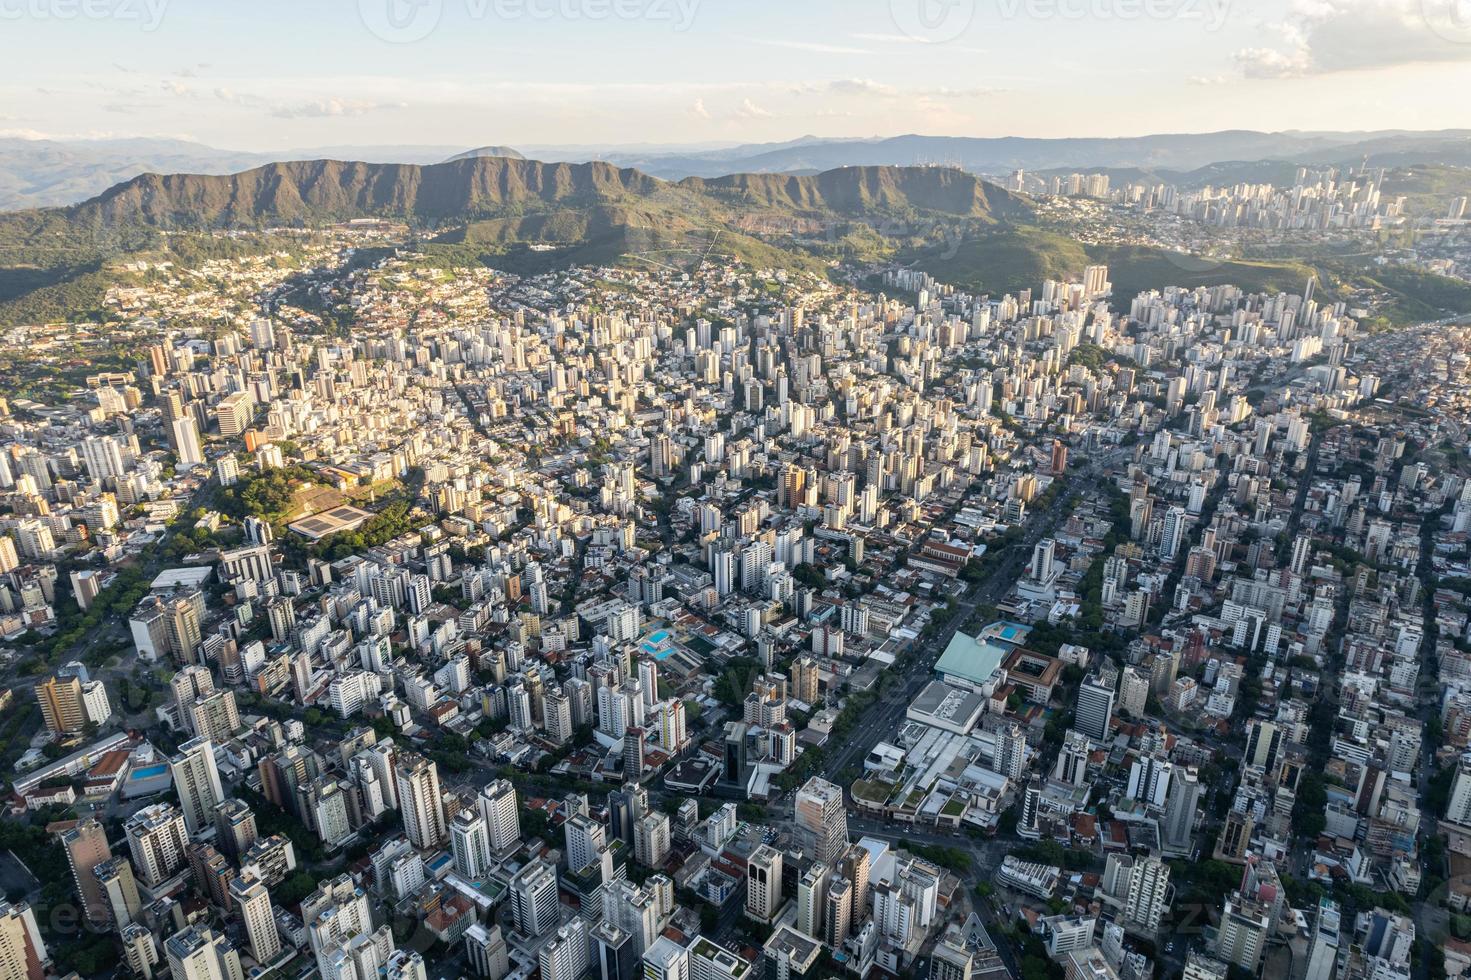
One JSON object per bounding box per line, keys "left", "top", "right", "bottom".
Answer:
{"left": 1233, "top": 0, "right": 1471, "bottom": 78}
{"left": 186, "top": 86, "right": 406, "bottom": 120}
{"left": 734, "top": 98, "right": 772, "bottom": 119}
{"left": 1234, "top": 46, "right": 1311, "bottom": 78}
{"left": 793, "top": 78, "right": 996, "bottom": 101}
{"left": 825, "top": 78, "right": 900, "bottom": 97}
{"left": 270, "top": 98, "right": 407, "bottom": 119}
{"left": 214, "top": 88, "right": 288, "bottom": 112}
{"left": 743, "top": 37, "right": 871, "bottom": 55}
{"left": 689, "top": 98, "right": 711, "bottom": 120}
{"left": 0, "top": 127, "right": 144, "bottom": 141}
{"left": 921, "top": 85, "right": 998, "bottom": 99}
{"left": 850, "top": 32, "right": 922, "bottom": 43}
{"left": 850, "top": 32, "right": 986, "bottom": 54}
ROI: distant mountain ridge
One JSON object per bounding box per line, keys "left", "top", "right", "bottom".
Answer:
{"left": 24, "top": 156, "right": 1026, "bottom": 235}
{"left": 596, "top": 129, "right": 1471, "bottom": 179}
{"left": 682, "top": 165, "right": 1025, "bottom": 217}
{"left": 442, "top": 146, "right": 526, "bottom": 163}
{"left": 0, "top": 137, "right": 475, "bottom": 211}
{"left": 7, "top": 129, "right": 1471, "bottom": 211}
{"left": 65, "top": 157, "right": 659, "bottom": 229}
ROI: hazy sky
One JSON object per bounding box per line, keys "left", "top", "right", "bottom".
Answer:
{"left": 5, "top": 0, "right": 1471, "bottom": 151}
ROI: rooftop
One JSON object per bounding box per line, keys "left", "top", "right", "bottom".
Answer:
{"left": 934, "top": 630, "right": 1013, "bottom": 688}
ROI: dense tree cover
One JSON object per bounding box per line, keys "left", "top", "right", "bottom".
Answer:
{"left": 216, "top": 465, "right": 317, "bottom": 524}
{"left": 34, "top": 564, "right": 150, "bottom": 661}
{"left": 905, "top": 843, "right": 972, "bottom": 871}
{"left": 712, "top": 657, "right": 763, "bottom": 710}
{"left": 238, "top": 788, "right": 328, "bottom": 864}
{"left": 274, "top": 871, "right": 321, "bottom": 908}
{"left": 315, "top": 499, "right": 421, "bottom": 561}
{"left": 791, "top": 563, "right": 827, "bottom": 589}
{"left": 521, "top": 805, "right": 551, "bottom": 842}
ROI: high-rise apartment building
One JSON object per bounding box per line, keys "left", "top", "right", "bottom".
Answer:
{"left": 394, "top": 754, "right": 446, "bottom": 850}
{"left": 163, "top": 926, "right": 243, "bottom": 980}
{"left": 229, "top": 873, "right": 282, "bottom": 965}
{"left": 0, "top": 903, "right": 47, "bottom": 980}
{"left": 170, "top": 737, "right": 225, "bottom": 836}
{"left": 1123, "top": 856, "right": 1171, "bottom": 932}
{"left": 509, "top": 859, "right": 559, "bottom": 938}
{"left": 126, "top": 803, "right": 190, "bottom": 887}
{"left": 1074, "top": 674, "right": 1115, "bottom": 743}
{"left": 60, "top": 818, "right": 113, "bottom": 926}
{"left": 793, "top": 777, "right": 847, "bottom": 864}
{"left": 746, "top": 844, "right": 783, "bottom": 923}
{"left": 451, "top": 810, "right": 491, "bottom": 880}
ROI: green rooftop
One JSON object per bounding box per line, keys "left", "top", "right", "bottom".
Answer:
{"left": 933, "top": 630, "right": 1011, "bottom": 687}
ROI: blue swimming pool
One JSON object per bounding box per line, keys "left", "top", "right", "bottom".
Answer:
{"left": 132, "top": 764, "right": 168, "bottom": 779}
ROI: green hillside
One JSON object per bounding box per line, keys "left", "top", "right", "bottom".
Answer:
{"left": 901, "top": 227, "right": 1471, "bottom": 327}
{"left": 901, "top": 230, "right": 1312, "bottom": 299}
{"left": 1380, "top": 164, "right": 1471, "bottom": 219}
{"left": 0, "top": 159, "right": 1029, "bottom": 324}
{"left": 902, "top": 227, "right": 1091, "bottom": 296}
{"left": 428, "top": 201, "right": 831, "bottom": 278}
{"left": 1094, "top": 246, "right": 1318, "bottom": 299}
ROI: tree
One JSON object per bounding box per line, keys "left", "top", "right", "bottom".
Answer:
{"left": 713, "top": 657, "right": 762, "bottom": 709}
{"left": 697, "top": 904, "right": 720, "bottom": 932}
{"left": 521, "top": 806, "right": 551, "bottom": 842}
{"left": 275, "top": 871, "right": 320, "bottom": 908}
{"left": 791, "top": 563, "right": 827, "bottom": 589}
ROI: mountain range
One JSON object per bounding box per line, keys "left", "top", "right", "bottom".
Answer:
{"left": 7, "top": 129, "right": 1471, "bottom": 211}
{"left": 18, "top": 156, "right": 1027, "bottom": 234}
{"left": 580, "top": 130, "right": 1471, "bottom": 180}
{"left": 0, "top": 157, "right": 1032, "bottom": 324}
{"left": 0, "top": 138, "right": 466, "bottom": 212}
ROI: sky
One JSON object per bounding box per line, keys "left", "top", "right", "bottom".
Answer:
{"left": 5, "top": 0, "right": 1471, "bottom": 152}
